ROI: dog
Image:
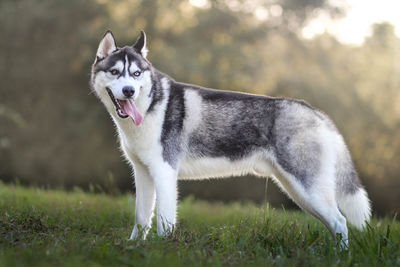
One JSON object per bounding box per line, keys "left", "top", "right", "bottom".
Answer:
{"left": 90, "top": 30, "right": 371, "bottom": 246}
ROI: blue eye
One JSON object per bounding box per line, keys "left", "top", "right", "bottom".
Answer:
{"left": 110, "top": 69, "right": 119, "bottom": 75}
{"left": 133, "top": 71, "right": 141, "bottom": 77}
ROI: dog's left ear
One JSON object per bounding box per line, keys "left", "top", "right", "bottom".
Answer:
{"left": 133, "top": 30, "right": 148, "bottom": 58}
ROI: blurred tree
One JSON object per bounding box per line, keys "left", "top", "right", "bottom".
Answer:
{"left": 0, "top": 0, "right": 128, "bottom": 189}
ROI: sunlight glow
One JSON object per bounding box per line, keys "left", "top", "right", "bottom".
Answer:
{"left": 302, "top": 0, "right": 400, "bottom": 45}
{"left": 254, "top": 7, "right": 269, "bottom": 21}
{"left": 189, "top": 0, "right": 209, "bottom": 8}
{"left": 270, "top": 5, "right": 282, "bottom": 17}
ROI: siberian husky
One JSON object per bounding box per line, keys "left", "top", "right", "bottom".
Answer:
{"left": 90, "top": 30, "right": 371, "bottom": 245}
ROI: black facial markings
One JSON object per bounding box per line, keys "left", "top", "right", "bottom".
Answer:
{"left": 93, "top": 49, "right": 125, "bottom": 74}
{"left": 120, "top": 57, "right": 126, "bottom": 78}
{"left": 127, "top": 51, "right": 150, "bottom": 73}
{"left": 160, "top": 83, "right": 185, "bottom": 168}
{"left": 93, "top": 46, "right": 150, "bottom": 76}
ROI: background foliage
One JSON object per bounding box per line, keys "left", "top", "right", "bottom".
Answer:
{"left": 0, "top": 0, "right": 399, "bottom": 216}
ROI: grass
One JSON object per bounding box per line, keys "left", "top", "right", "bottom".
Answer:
{"left": 0, "top": 183, "right": 399, "bottom": 266}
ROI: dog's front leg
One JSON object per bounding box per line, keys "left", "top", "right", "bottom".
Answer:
{"left": 130, "top": 163, "right": 156, "bottom": 240}
{"left": 152, "top": 166, "right": 177, "bottom": 237}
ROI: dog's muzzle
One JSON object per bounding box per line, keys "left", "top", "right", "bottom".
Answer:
{"left": 106, "top": 87, "right": 129, "bottom": 118}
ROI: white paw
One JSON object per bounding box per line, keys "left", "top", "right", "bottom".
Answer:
{"left": 129, "top": 224, "right": 148, "bottom": 240}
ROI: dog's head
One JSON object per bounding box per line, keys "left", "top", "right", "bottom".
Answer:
{"left": 91, "top": 30, "right": 152, "bottom": 126}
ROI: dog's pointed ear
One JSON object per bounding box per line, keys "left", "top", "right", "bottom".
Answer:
{"left": 133, "top": 30, "right": 148, "bottom": 58}
{"left": 96, "top": 30, "right": 117, "bottom": 60}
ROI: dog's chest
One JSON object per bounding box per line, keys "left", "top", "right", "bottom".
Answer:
{"left": 117, "top": 112, "right": 165, "bottom": 164}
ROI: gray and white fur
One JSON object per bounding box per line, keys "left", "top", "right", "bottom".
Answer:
{"left": 90, "top": 30, "right": 371, "bottom": 246}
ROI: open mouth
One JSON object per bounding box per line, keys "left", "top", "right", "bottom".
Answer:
{"left": 106, "top": 87, "right": 143, "bottom": 126}
{"left": 106, "top": 87, "right": 128, "bottom": 118}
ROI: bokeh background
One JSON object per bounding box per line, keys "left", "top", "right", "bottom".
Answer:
{"left": 0, "top": 0, "right": 399, "bottom": 216}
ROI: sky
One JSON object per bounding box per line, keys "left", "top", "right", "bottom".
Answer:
{"left": 302, "top": 0, "right": 400, "bottom": 45}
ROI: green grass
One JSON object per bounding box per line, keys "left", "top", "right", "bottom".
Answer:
{"left": 0, "top": 183, "right": 399, "bottom": 266}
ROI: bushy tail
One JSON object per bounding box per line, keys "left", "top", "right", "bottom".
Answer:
{"left": 337, "top": 187, "right": 371, "bottom": 229}
{"left": 335, "top": 142, "right": 371, "bottom": 229}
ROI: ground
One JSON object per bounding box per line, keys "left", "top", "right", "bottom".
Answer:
{"left": 0, "top": 182, "right": 399, "bottom": 266}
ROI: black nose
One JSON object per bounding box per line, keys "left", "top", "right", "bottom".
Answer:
{"left": 122, "top": 86, "right": 135, "bottom": 98}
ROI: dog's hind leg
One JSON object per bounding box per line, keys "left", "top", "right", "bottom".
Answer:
{"left": 312, "top": 196, "right": 348, "bottom": 248}
{"left": 130, "top": 162, "right": 156, "bottom": 240}
{"left": 271, "top": 124, "right": 350, "bottom": 246}
{"left": 272, "top": 168, "right": 349, "bottom": 247}
{"left": 300, "top": 184, "right": 348, "bottom": 247}
{"left": 149, "top": 163, "right": 178, "bottom": 237}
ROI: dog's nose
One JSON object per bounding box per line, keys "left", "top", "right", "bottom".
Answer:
{"left": 122, "top": 86, "right": 135, "bottom": 98}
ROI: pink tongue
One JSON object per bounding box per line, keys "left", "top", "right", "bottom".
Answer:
{"left": 120, "top": 99, "right": 143, "bottom": 126}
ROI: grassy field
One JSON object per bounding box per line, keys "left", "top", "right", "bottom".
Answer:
{"left": 0, "top": 183, "right": 399, "bottom": 266}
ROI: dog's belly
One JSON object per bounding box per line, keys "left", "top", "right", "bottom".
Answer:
{"left": 178, "top": 154, "right": 277, "bottom": 180}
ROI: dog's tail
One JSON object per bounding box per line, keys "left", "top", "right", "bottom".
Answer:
{"left": 337, "top": 186, "right": 371, "bottom": 229}
{"left": 335, "top": 153, "right": 371, "bottom": 229}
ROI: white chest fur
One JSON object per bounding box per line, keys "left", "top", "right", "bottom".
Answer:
{"left": 114, "top": 97, "right": 168, "bottom": 167}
